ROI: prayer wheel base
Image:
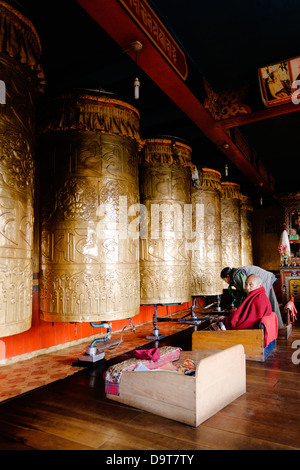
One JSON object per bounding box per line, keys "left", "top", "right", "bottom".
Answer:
{"left": 40, "top": 309, "right": 140, "bottom": 323}
{"left": 0, "top": 318, "right": 32, "bottom": 338}
{"left": 0, "top": 259, "right": 33, "bottom": 337}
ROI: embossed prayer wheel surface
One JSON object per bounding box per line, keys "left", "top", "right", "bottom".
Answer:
{"left": 38, "top": 90, "right": 142, "bottom": 322}
{"left": 191, "top": 168, "right": 223, "bottom": 296}
{"left": 0, "top": 2, "right": 45, "bottom": 337}
{"left": 240, "top": 195, "right": 253, "bottom": 266}
{"left": 221, "top": 182, "right": 242, "bottom": 269}
{"left": 139, "top": 137, "right": 192, "bottom": 305}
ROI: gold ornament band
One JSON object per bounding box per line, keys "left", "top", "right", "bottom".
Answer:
{"left": 201, "top": 168, "right": 222, "bottom": 191}
{"left": 141, "top": 137, "right": 194, "bottom": 171}
{"left": 240, "top": 194, "right": 254, "bottom": 211}
{"left": 38, "top": 92, "right": 143, "bottom": 148}
{"left": 221, "top": 181, "right": 243, "bottom": 200}
{"left": 0, "top": 0, "right": 46, "bottom": 89}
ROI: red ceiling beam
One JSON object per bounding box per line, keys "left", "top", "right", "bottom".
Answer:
{"left": 215, "top": 100, "right": 300, "bottom": 129}
{"left": 76, "top": 0, "right": 274, "bottom": 193}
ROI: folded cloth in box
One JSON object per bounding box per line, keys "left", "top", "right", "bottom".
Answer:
{"left": 133, "top": 347, "right": 160, "bottom": 361}
{"left": 105, "top": 346, "right": 182, "bottom": 396}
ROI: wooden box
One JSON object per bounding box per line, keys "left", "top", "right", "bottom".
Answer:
{"left": 192, "top": 328, "right": 276, "bottom": 362}
{"left": 106, "top": 346, "right": 246, "bottom": 427}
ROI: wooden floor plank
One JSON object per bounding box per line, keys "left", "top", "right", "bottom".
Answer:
{"left": 0, "top": 405, "right": 114, "bottom": 449}
{"left": 202, "top": 411, "right": 300, "bottom": 449}
{"left": 124, "top": 411, "right": 295, "bottom": 450}
{"left": 219, "top": 398, "right": 300, "bottom": 436}
{"left": 0, "top": 322, "right": 299, "bottom": 450}
{"left": 97, "top": 422, "right": 211, "bottom": 451}
{"left": 0, "top": 419, "right": 93, "bottom": 450}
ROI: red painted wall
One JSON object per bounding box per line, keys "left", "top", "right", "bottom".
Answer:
{"left": 0, "top": 289, "right": 191, "bottom": 361}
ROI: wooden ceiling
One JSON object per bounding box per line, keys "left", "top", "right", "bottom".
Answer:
{"left": 16, "top": 0, "right": 300, "bottom": 204}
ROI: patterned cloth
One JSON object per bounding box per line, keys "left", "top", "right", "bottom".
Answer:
{"left": 105, "top": 346, "right": 182, "bottom": 396}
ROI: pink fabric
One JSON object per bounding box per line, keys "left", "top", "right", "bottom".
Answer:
{"left": 105, "top": 347, "right": 182, "bottom": 396}
{"left": 133, "top": 348, "right": 160, "bottom": 361}
{"left": 259, "top": 311, "right": 278, "bottom": 347}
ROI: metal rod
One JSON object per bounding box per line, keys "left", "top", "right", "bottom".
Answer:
{"left": 156, "top": 317, "right": 215, "bottom": 323}
{"left": 89, "top": 322, "right": 112, "bottom": 347}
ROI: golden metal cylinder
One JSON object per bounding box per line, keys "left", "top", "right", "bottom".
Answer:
{"left": 240, "top": 195, "right": 253, "bottom": 266}
{"left": 221, "top": 182, "right": 242, "bottom": 268}
{"left": 191, "top": 168, "right": 223, "bottom": 296}
{"left": 38, "top": 90, "right": 142, "bottom": 322}
{"left": 139, "top": 137, "right": 193, "bottom": 305}
{"left": 0, "top": 1, "right": 45, "bottom": 337}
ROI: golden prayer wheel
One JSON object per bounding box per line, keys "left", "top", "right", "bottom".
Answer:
{"left": 240, "top": 195, "right": 253, "bottom": 265}
{"left": 139, "top": 136, "right": 193, "bottom": 305}
{"left": 38, "top": 90, "right": 142, "bottom": 322}
{"left": 0, "top": 1, "right": 45, "bottom": 337}
{"left": 221, "top": 182, "right": 243, "bottom": 268}
{"left": 191, "top": 168, "right": 223, "bottom": 296}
